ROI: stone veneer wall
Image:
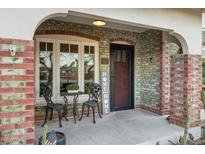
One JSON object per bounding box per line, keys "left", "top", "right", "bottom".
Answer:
{"left": 0, "top": 38, "right": 35, "bottom": 144}
{"left": 170, "top": 54, "right": 202, "bottom": 127}
{"left": 135, "top": 30, "right": 163, "bottom": 114}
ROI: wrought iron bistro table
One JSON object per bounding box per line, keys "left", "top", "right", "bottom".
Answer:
{"left": 62, "top": 91, "right": 84, "bottom": 123}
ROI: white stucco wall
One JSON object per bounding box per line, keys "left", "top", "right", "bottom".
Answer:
{"left": 202, "top": 13, "right": 205, "bottom": 30}
{"left": 0, "top": 8, "right": 202, "bottom": 54}
{"left": 0, "top": 8, "right": 68, "bottom": 39}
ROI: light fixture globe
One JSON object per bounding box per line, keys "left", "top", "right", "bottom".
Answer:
{"left": 93, "top": 20, "right": 106, "bottom": 26}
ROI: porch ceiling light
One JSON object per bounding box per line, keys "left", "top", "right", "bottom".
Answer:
{"left": 93, "top": 20, "right": 106, "bottom": 26}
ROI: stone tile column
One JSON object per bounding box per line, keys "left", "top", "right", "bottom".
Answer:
{"left": 99, "top": 40, "right": 110, "bottom": 114}
{"left": 0, "top": 38, "right": 35, "bottom": 144}
{"left": 170, "top": 54, "right": 203, "bottom": 127}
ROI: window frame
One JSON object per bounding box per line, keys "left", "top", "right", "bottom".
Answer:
{"left": 35, "top": 35, "right": 99, "bottom": 105}
{"left": 82, "top": 42, "right": 99, "bottom": 93}
{"left": 57, "top": 40, "right": 81, "bottom": 98}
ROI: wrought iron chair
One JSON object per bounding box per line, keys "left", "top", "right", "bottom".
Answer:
{"left": 42, "top": 86, "right": 64, "bottom": 127}
{"left": 63, "top": 91, "right": 83, "bottom": 123}
{"left": 79, "top": 82, "right": 102, "bottom": 123}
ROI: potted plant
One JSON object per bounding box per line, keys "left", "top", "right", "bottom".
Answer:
{"left": 38, "top": 124, "right": 66, "bottom": 145}
{"left": 168, "top": 89, "right": 205, "bottom": 145}
{"left": 66, "top": 83, "right": 79, "bottom": 92}
{"left": 180, "top": 98, "right": 191, "bottom": 145}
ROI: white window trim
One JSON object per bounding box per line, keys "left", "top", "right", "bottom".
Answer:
{"left": 35, "top": 38, "right": 56, "bottom": 103}
{"left": 35, "top": 35, "right": 99, "bottom": 105}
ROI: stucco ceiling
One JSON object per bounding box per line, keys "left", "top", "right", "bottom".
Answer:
{"left": 53, "top": 13, "right": 148, "bottom": 33}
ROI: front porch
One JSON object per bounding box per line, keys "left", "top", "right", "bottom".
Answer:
{"left": 35, "top": 109, "right": 201, "bottom": 145}
{"left": 0, "top": 9, "right": 204, "bottom": 145}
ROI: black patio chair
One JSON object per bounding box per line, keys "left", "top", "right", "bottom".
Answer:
{"left": 79, "top": 82, "right": 102, "bottom": 123}
{"left": 42, "top": 86, "right": 64, "bottom": 127}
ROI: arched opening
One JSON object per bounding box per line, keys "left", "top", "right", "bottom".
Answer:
{"left": 169, "top": 32, "right": 189, "bottom": 54}
{"left": 32, "top": 13, "right": 68, "bottom": 39}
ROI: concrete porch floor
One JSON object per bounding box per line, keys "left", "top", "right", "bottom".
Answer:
{"left": 35, "top": 109, "right": 201, "bottom": 145}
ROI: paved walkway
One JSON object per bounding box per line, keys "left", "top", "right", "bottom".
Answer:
{"left": 35, "top": 109, "right": 201, "bottom": 145}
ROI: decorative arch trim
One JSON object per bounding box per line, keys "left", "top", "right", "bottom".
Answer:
{"left": 35, "top": 30, "right": 100, "bottom": 41}
{"left": 170, "top": 32, "right": 189, "bottom": 54}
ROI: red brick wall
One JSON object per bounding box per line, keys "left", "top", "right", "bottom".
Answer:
{"left": 170, "top": 54, "right": 202, "bottom": 127}
{"left": 0, "top": 38, "right": 35, "bottom": 144}
{"left": 160, "top": 42, "right": 169, "bottom": 115}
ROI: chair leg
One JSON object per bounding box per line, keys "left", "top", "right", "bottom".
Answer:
{"left": 76, "top": 105, "right": 79, "bottom": 119}
{"left": 97, "top": 104, "right": 102, "bottom": 118}
{"left": 58, "top": 111, "right": 62, "bottom": 128}
{"left": 62, "top": 105, "right": 69, "bottom": 121}
{"left": 50, "top": 108, "right": 53, "bottom": 120}
{"left": 61, "top": 113, "right": 69, "bottom": 121}
{"left": 42, "top": 107, "right": 48, "bottom": 127}
{"left": 73, "top": 104, "right": 76, "bottom": 123}
{"left": 100, "top": 103, "right": 103, "bottom": 115}
{"left": 92, "top": 107, "right": 96, "bottom": 124}
{"left": 79, "top": 104, "right": 85, "bottom": 121}
{"left": 73, "top": 113, "right": 76, "bottom": 124}
{"left": 64, "top": 116, "right": 69, "bottom": 121}
{"left": 87, "top": 106, "right": 90, "bottom": 117}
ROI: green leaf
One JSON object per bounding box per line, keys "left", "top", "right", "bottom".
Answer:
{"left": 42, "top": 124, "right": 48, "bottom": 144}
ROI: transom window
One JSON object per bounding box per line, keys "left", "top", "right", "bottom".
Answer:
{"left": 35, "top": 36, "right": 99, "bottom": 103}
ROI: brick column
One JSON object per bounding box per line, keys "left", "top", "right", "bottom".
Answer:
{"left": 160, "top": 42, "right": 169, "bottom": 115}
{"left": 0, "top": 38, "right": 35, "bottom": 144}
{"left": 170, "top": 54, "right": 202, "bottom": 127}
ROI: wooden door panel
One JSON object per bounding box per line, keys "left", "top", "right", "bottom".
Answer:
{"left": 114, "top": 62, "right": 129, "bottom": 108}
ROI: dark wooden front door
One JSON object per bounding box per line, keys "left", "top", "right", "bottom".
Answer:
{"left": 110, "top": 43, "right": 134, "bottom": 111}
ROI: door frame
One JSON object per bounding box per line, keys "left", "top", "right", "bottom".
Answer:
{"left": 109, "top": 43, "right": 134, "bottom": 112}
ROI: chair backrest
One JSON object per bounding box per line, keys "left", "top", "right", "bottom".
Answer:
{"left": 87, "top": 82, "right": 102, "bottom": 102}
{"left": 42, "top": 86, "right": 53, "bottom": 104}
